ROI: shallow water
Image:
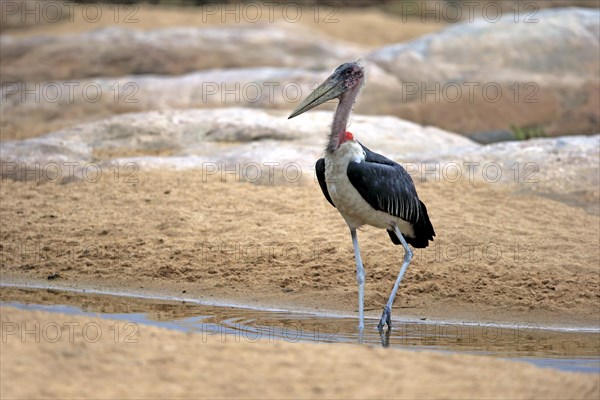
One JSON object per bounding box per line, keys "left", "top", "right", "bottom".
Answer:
{"left": 1, "top": 286, "right": 599, "bottom": 374}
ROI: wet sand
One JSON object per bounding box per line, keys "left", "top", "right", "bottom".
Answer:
{"left": 1, "top": 306, "right": 598, "bottom": 400}
{"left": 1, "top": 170, "right": 598, "bottom": 328}
{"left": 2, "top": 286, "right": 599, "bottom": 367}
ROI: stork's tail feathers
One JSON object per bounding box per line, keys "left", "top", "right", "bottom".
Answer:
{"left": 387, "top": 200, "right": 435, "bottom": 248}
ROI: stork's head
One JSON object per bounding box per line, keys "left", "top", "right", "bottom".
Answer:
{"left": 288, "top": 62, "right": 365, "bottom": 119}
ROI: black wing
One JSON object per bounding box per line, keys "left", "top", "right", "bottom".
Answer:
{"left": 347, "top": 143, "right": 435, "bottom": 248}
{"left": 315, "top": 158, "right": 335, "bottom": 207}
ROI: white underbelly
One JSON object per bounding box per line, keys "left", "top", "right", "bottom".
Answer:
{"left": 324, "top": 142, "right": 415, "bottom": 237}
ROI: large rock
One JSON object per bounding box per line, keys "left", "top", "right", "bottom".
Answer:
{"left": 0, "top": 64, "right": 403, "bottom": 140}
{"left": 397, "top": 135, "right": 600, "bottom": 214}
{"left": 4, "top": 9, "right": 597, "bottom": 142}
{"left": 0, "top": 108, "right": 475, "bottom": 184}
{"left": 2, "top": 108, "right": 596, "bottom": 213}
{"left": 367, "top": 8, "right": 600, "bottom": 137}
{"left": 0, "top": 25, "right": 362, "bottom": 84}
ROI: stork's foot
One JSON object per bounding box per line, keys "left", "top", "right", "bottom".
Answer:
{"left": 377, "top": 306, "right": 392, "bottom": 332}
{"left": 379, "top": 327, "right": 391, "bottom": 348}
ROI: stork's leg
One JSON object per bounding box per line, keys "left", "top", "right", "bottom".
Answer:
{"left": 350, "top": 228, "right": 365, "bottom": 332}
{"left": 377, "top": 223, "right": 413, "bottom": 332}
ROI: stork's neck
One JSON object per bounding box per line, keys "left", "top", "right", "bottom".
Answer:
{"left": 327, "top": 84, "right": 361, "bottom": 153}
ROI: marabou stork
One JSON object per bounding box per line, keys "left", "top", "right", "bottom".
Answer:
{"left": 288, "top": 62, "right": 435, "bottom": 332}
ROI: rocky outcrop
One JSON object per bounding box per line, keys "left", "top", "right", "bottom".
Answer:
{"left": 0, "top": 65, "right": 402, "bottom": 140}
{"left": 2, "top": 108, "right": 597, "bottom": 214}
{"left": 0, "top": 108, "right": 474, "bottom": 184}
{"left": 0, "top": 25, "right": 362, "bottom": 84}
{"left": 2, "top": 8, "right": 597, "bottom": 142}
{"left": 367, "top": 8, "right": 600, "bottom": 137}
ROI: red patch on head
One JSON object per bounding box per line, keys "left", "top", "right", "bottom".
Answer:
{"left": 345, "top": 131, "right": 354, "bottom": 141}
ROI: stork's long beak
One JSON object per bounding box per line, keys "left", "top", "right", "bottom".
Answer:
{"left": 288, "top": 74, "right": 346, "bottom": 119}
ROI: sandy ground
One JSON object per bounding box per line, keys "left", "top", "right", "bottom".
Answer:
{"left": 1, "top": 170, "right": 599, "bottom": 328}
{"left": 1, "top": 306, "right": 598, "bottom": 400}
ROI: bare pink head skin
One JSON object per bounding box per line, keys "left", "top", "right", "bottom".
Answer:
{"left": 288, "top": 62, "right": 365, "bottom": 153}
